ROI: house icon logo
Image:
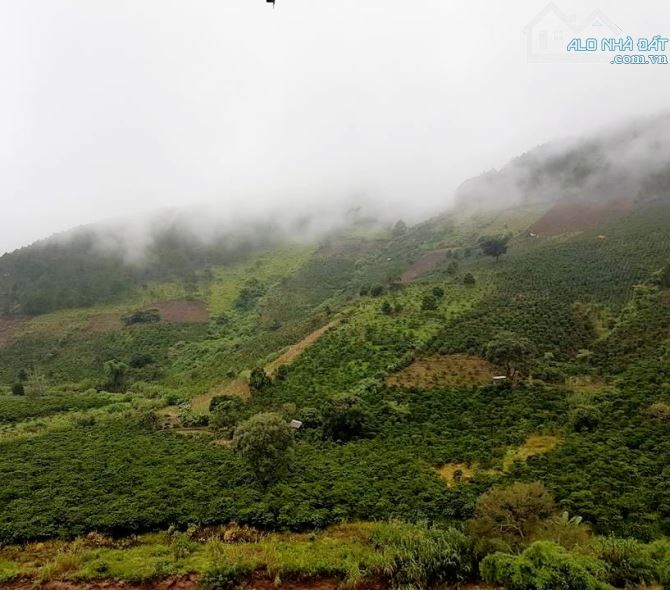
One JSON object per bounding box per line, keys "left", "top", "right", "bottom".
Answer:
{"left": 524, "top": 2, "right": 624, "bottom": 62}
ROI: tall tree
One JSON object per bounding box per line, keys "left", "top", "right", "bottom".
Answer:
{"left": 468, "top": 482, "right": 556, "bottom": 552}
{"left": 479, "top": 236, "right": 510, "bottom": 262}
{"left": 232, "top": 412, "right": 294, "bottom": 482}
{"left": 484, "top": 331, "right": 535, "bottom": 379}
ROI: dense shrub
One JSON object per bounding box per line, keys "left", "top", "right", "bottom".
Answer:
{"left": 123, "top": 309, "right": 161, "bottom": 326}
{"left": 210, "top": 396, "right": 246, "bottom": 431}
{"left": 480, "top": 542, "right": 609, "bottom": 590}
{"left": 321, "top": 393, "right": 371, "bottom": 442}
{"left": 570, "top": 405, "right": 601, "bottom": 432}
{"left": 249, "top": 368, "right": 272, "bottom": 393}
{"left": 591, "top": 536, "right": 655, "bottom": 587}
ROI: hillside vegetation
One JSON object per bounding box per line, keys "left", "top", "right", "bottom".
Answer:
{"left": 1, "top": 132, "right": 670, "bottom": 588}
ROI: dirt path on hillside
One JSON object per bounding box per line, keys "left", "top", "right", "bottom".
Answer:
{"left": 192, "top": 320, "right": 339, "bottom": 411}
{"left": 400, "top": 250, "right": 447, "bottom": 283}
{"left": 266, "top": 320, "right": 339, "bottom": 374}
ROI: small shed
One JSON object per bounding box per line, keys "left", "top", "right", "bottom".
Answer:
{"left": 289, "top": 419, "right": 303, "bottom": 430}
{"left": 492, "top": 375, "right": 507, "bottom": 384}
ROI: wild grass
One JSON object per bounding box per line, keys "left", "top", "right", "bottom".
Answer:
{"left": 2, "top": 523, "right": 399, "bottom": 584}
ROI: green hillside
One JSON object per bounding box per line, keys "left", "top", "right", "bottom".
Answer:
{"left": 0, "top": 190, "right": 669, "bottom": 587}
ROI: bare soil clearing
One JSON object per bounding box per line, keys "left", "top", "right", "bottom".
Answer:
{"left": 153, "top": 300, "right": 209, "bottom": 324}
{"left": 400, "top": 250, "right": 447, "bottom": 283}
{"left": 387, "top": 354, "right": 496, "bottom": 389}
{"left": 529, "top": 198, "right": 633, "bottom": 236}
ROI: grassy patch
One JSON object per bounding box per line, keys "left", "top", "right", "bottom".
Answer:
{"left": 0, "top": 523, "right": 405, "bottom": 584}
{"left": 207, "top": 247, "right": 313, "bottom": 315}
{"left": 503, "top": 435, "right": 561, "bottom": 472}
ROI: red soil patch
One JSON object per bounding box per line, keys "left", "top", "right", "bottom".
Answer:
{"left": 400, "top": 249, "right": 447, "bottom": 283}
{"left": 529, "top": 197, "right": 634, "bottom": 236}
{"left": 0, "top": 315, "right": 26, "bottom": 349}
{"left": 153, "top": 300, "right": 209, "bottom": 323}
{"left": 387, "top": 354, "right": 497, "bottom": 388}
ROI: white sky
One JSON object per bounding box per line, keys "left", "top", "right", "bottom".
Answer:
{"left": 1, "top": 0, "right": 669, "bottom": 254}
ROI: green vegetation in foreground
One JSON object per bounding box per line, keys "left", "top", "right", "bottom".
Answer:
{"left": 1, "top": 521, "right": 670, "bottom": 589}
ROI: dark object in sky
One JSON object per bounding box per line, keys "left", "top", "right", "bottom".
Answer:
{"left": 267, "top": 0, "right": 275, "bottom": 5}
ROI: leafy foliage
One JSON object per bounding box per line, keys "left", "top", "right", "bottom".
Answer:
{"left": 232, "top": 413, "right": 294, "bottom": 482}
{"left": 480, "top": 541, "right": 609, "bottom": 590}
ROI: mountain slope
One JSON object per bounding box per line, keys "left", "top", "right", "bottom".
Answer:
{"left": 1, "top": 119, "right": 670, "bottom": 587}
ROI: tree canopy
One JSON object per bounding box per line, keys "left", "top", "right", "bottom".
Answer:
{"left": 232, "top": 412, "right": 294, "bottom": 482}
{"left": 479, "top": 235, "right": 510, "bottom": 262}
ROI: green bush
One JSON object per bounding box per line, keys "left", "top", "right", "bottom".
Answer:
{"left": 648, "top": 539, "right": 670, "bottom": 588}
{"left": 480, "top": 541, "right": 609, "bottom": 590}
{"left": 591, "top": 536, "right": 655, "bottom": 587}
{"left": 209, "top": 396, "right": 245, "bottom": 430}
{"left": 658, "top": 557, "right": 670, "bottom": 589}
{"left": 180, "top": 411, "right": 209, "bottom": 427}
{"left": 249, "top": 368, "right": 271, "bottom": 393}
{"left": 570, "top": 405, "right": 601, "bottom": 432}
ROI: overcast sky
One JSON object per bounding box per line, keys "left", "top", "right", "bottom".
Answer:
{"left": 0, "top": 0, "right": 669, "bottom": 254}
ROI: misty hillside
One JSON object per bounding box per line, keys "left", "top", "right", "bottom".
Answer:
{"left": 0, "top": 207, "right": 383, "bottom": 315}
{"left": 455, "top": 112, "right": 670, "bottom": 211}
{"left": 3, "top": 114, "right": 670, "bottom": 318}
{"left": 1, "top": 120, "right": 669, "bottom": 588}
